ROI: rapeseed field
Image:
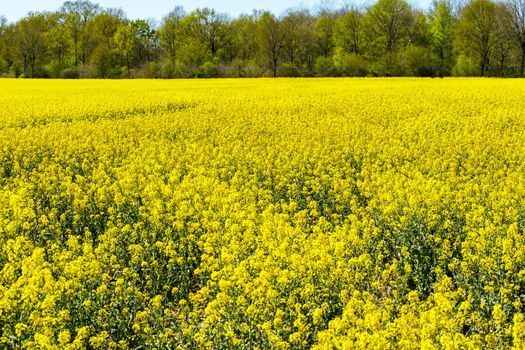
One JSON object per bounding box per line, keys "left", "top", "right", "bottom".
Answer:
{"left": 1, "top": 78, "right": 525, "bottom": 349}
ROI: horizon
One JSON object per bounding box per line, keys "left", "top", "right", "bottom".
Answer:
{"left": 1, "top": 0, "right": 433, "bottom": 24}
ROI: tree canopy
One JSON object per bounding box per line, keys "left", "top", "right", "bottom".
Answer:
{"left": 0, "top": 0, "right": 523, "bottom": 78}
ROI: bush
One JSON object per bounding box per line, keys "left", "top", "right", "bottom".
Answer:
{"left": 144, "top": 62, "right": 160, "bottom": 79}
{"left": 161, "top": 59, "right": 175, "bottom": 78}
{"left": 46, "top": 60, "right": 69, "bottom": 79}
{"left": 91, "top": 45, "right": 120, "bottom": 78}
{"left": 199, "top": 61, "right": 219, "bottom": 78}
{"left": 279, "top": 63, "right": 309, "bottom": 77}
{"left": 452, "top": 55, "right": 478, "bottom": 77}
{"left": 61, "top": 68, "right": 79, "bottom": 79}
{"left": 314, "top": 56, "right": 337, "bottom": 77}
{"left": 10, "top": 64, "right": 22, "bottom": 78}
{"left": 333, "top": 50, "right": 369, "bottom": 77}
{"left": 217, "top": 61, "right": 240, "bottom": 78}
{"left": 243, "top": 60, "right": 262, "bottom": 78}
{"left": 404, "top": 46, "right": 439, "bottom": 77}
{"left": 0, "top": 59, "right": 7, "bottom": 76}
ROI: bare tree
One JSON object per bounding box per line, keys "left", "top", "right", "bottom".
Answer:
{"left": 502, "top": 0, "right": 525, "bottom": 75}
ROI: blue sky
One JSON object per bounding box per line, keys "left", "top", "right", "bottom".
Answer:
{"left": 2, "top": 0, "right": 431, "bottom": 23}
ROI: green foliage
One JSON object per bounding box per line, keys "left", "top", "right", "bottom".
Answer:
{"left": 315, "top": 15, "right": 336, "bottom": 57}
{"left": 61, "top": 67, "right": 80, "bottom": 79}
{"left": 45, "top": 59, "right": 69, "bottom": 78}
{"left": 455, "top": 0, "right": 498, "bottom": 76}
{"left": 404, "top": 46, "right": 439, "bottom": 76}
{"left": 0, "top": 0, "right": 523, "bottom": 78}
{"left": 333, "top": 9, "right": 364, "bottom": 55}
{"left": 430, "top": 0, "right": 455, "bottom": 76}
{"left": 332, "top": 49, "right": 369, "bottom": 76}
{"left": 199, "top": 61, "right": 219, "bottom": 78}
{"left": 452, "top": 54, "right": 479, "bottom": 76}
{"left": 314, "top": 56, "right": 336, "bottom": 76}
{"left": 364, "top": 0, "right": 415, "bottom": 54}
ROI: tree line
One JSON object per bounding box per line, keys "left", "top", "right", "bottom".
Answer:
{"left": 1, "top": 0, "right": 525, "bottom": 78}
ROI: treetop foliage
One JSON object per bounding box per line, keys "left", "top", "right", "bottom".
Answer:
{"left": 1, "top": 0, "right": 525, "bottom": 78}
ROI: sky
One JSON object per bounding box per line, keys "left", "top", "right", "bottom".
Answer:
{"left": 1, "top": 0, "right": 431, "bottom": 23}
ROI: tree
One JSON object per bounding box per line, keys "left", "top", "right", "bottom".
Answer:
{"left": 430, "top": 0, "right": 456, "bottom": 75}
{"left": 494, "top": 3, "right": 514, "bottom": 75}
{"left": 281, "top": 9, "right": 316, "bottom": 73}
{"left": 257, "top": 11, "right": 284, "bottom": 77}
{"left": 5, "top": 0, "right": 525, "bottom": 78}
{"left": 91, "top": 10, "right": 125, "bottom": 47}
{"left": 315, "top": 14, "right": 336, "bottom": 57}
{"left": 130, "top": 19, "right": 158, "bottom": 66}
{"left": 502, "top": 0, "right": 525, "bottom": 75}
{"left": 45, "top": 12, "right": 69, "bottom": 64}
{"left": 456, "top": 0, "right": 497, "bottom": 76}
{"left": 0, "top": 16, "right": 10, "bottom": 74}
{"left": 0, "top": 16, "right": 6, "bottom": 39}
{"left": 159, "top": 7, "right": 185, "bottom": 63}
{"left": 365, "top": 0, "right": 415, "bottom": 53}
{"left": 61, "top": 0, "right": 100, "bottom": 66}
{"left": 334, "top": 7, "right": 365, "bottom": 55}
{"left": 16, "top": 12, "right": 48, "bottom": 77}
{"left": 185, "top": 8, "right": 230, "bottom": 58}
{"left": 411, "top": 11, "right": 431, "bottom": 47}
{"left": 230, "top": 13, "right": 259, "bottom": 62}
{"left": 114, "top": 22, "right": 134, "bottom": 76}
{"left": 87, "top": 10, "right": 125, "bottom": 78}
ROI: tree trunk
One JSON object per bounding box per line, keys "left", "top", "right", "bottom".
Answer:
{"left": 126, "top": 53, "right": 130, "bottom": 77}
{"left": 75, "top": 42, "right": 78, "bottom": 67}
{"left": 31, "top": 56, "right": 36, "bottom": 77}
{"left": 521, "top": 45, "right": 525, "bottom": 76}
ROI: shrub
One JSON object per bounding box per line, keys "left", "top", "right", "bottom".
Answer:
{"left": 314, "top": 56, "right": 337, "bottom": 77}
{"left": 333, "top": 50, "right": 369, "bottom": 77}
{"left": 61, "top": 68, "right": 79, "bottom": 79}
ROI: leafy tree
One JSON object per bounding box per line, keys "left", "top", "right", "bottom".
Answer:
{"left": 410, "top": 11, "right": 431, "bottom": 47}
{"left": 455, "top": 0, "right": 497, "bottom": 76}
{"left": 130, "top": 19, "right": 158, "bottom": 66}
{"left": 5, "top": 0, "right": 525, "bottom": 78}
{"left": 315, "top": 14, "right": 336, "bottom": 57}
{"left": 61, "top": 0, "right": 100, "bottom": 66}
{"left": 281, "top": 9, "right": 316, "bottom": 73}
{"left": 257, "top": 11, "right": 284, "bottom": 77}
{"left": 158, "top": 7, "right": 185, "bottom": 64}
{"left": 45, "top": 12, "right": 69, "bottom": 64}
{"left": 16, "top": 12, "right": 48, "bottom": 77}
{"left": 114, "top": 22, "right": 134, "bottom": 76}
{"left": 229, "top": 13, "right": 259, "bottom": 62}
{"left": 365, "top": 0, "right": 415, "bottom": 54}
{"left": 334, "top": 7, "right": 365, "bottom": 55}
{"left": 185, "top": 8, "right": 230, "bottom": 59}
{"left": 88, "top": 10, "right": 125, "bottom": 77}
{"left": 404, "top": 45, "right": 439, "bottom": 76}
{"left": 0, "top": 16, "right": 11, "bottom": 74}
{"left": 91, "top": 10, "right": 125, "bottom": 47}
{"left": 430, "top": 0, "right": 455, "bottom": 76}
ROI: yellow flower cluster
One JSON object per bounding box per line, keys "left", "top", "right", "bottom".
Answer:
{"left": 1, "top": 78, "right": 525, "bottom": 349}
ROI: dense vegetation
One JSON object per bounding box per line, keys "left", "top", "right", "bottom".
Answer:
{"left": 2, "top": 78, "right": 525, "bottom": 348}
{"left": 2, "top": 0, "right": 525, "bottom": 78}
